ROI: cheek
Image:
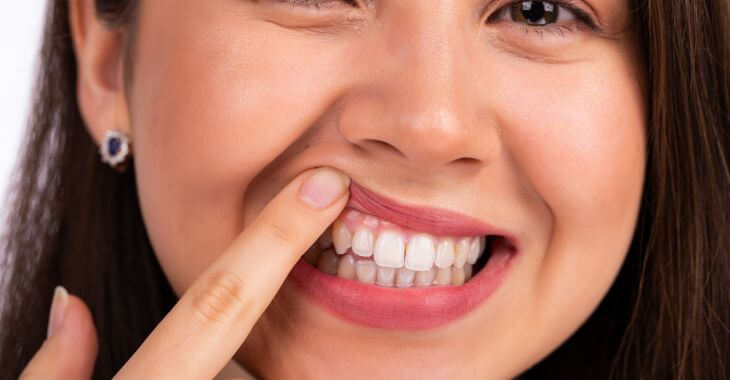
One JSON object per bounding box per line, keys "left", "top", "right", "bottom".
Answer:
{"left": 496, "top": 48, "right": 646, "bottom": 364}
{"left": 507, "top": 65, "right": 646, "bottom": 237}
{"left": 127, "top": 2, "right": 350, "bottom": 294}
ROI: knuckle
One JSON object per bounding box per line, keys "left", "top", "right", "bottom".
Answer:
{"left": 189, "top": 270, "right": 251, "bottom": 328}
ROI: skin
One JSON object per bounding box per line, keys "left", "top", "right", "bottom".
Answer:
{"left": 23, "top": 0, "right": 646, "bottom": 379}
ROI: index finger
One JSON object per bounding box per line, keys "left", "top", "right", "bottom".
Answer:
{"left": 115, "top": 167, "right": 350, "bottom": 379}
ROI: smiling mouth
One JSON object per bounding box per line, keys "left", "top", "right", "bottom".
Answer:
{"left": 286, "top": 181, "right": 518, "bottom": 330}
{"left": 302, "top": 181, "right": 516, "bottom": 287}
{"left": 302, "top": 208, "right": 507, "bottom": 287}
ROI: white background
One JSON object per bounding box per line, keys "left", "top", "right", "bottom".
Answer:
{"left": 1, "top": 1, "right": 46, "bottom": 228}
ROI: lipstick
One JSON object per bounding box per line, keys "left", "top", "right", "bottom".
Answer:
{"left": 287, "top": 181, "right": 518, "bottom": 330}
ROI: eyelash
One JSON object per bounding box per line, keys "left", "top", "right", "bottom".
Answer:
{"left": 275, "top": 0, "right": 600, "bottom": 34}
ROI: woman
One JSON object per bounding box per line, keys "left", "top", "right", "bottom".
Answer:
{"left": 1, "top": 0, "right": 728, "bottom": 378}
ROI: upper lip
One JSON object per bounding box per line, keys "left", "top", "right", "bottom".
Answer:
{"left": 346, "top": 181, "right": 510, "bottom": 238}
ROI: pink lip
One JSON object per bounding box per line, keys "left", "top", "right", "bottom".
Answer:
{"left": 347, "top": 181, "right": 510, "bottom": 237}
{"left": 287, "top": 181, "right": 519, "bottom": 330}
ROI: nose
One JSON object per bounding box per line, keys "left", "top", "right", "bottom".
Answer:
{"left": 338, "top": 5, "right": 501, "bottom": 170}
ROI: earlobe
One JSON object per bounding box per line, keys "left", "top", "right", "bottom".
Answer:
{"left": 69, "top": 0, "right": 132, "bottom": 148}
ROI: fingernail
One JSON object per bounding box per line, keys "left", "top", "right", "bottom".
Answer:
{"left": 299, "top": 168, "right": 350, "bottom": 209}
{"left": 47, "top": 286, "right": 69, "bottom": 338}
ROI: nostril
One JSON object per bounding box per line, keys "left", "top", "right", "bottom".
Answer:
{"left": 361, "top": 139, "right": 405, "bottom": 157}
{"left": 450, "top": 157, "right": 481, "bottom": 165}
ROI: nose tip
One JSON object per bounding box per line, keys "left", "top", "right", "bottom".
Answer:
{"left": 339, "top": 63, "right": 501, "bottom": 168}
{"left": 337, "top": 7, "right": 501, "bottom": 171}
{"left": 390, "top": 108, "right": 479, "bottom": 166}
{"left": 339, "top": 94, "right": 497, "bottom": 169}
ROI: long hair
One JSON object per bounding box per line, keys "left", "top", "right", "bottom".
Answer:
{"left": 1, "top": 0, "right": 728, "bottom": 378}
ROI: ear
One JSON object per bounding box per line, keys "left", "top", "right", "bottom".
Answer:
{"left": 69, "top": 0, "right": 131, "bottom": 147}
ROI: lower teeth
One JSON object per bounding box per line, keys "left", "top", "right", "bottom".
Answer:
{"left": 306, "top": 247, "right": 476, "bottom": 287}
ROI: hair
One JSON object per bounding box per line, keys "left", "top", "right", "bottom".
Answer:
{"left": 1, "top": 0, "right": 728, "bottom": 378}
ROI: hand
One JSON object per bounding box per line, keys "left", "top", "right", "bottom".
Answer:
{"left": 20, "top": 167, "right": 351, "bottom": 379}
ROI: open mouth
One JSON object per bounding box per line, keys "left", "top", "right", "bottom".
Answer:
{"left": 302, "top": 208, "right": 509, "bottom": 288}
{"left": 287, "top": 181, "right": 518, "bottom": 330}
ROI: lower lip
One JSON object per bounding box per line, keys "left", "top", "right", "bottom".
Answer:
{"left": 287, "top": 241, "right": 517, "bottom": 330}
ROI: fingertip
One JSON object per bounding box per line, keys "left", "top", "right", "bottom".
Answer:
{"left": 21, "top": 291, "right": 98, "bottom": 380}
{"left": 298, "top": 167, "right": 351, "bottom": 209}
{"left": 63, "top": 295, "right": 99, "bottom": 359}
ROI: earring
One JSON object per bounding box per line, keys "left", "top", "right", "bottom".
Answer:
{"left": 99, "top": 129, "right": 131, "bottom": 171}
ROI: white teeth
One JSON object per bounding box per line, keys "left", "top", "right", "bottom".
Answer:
{"left": 467, "top": 236, "right": 484, "bottom": 265}
{"left": 396, "top": 268, "right": 415, "bottom": 287}
{"left": 317, "top": 249, "right": 339, "bottom": 275}
{"left": 336, "top": 254, "right": 356, "bottom": 280}
{"left": 434, "top": 267, "right": 452, "bottom": 285}
{"left": 405, "top": 233, "right": 436, "bottom": 271}
{"left": 434, "top": 238, "right": 455, "bottom": 268}
{"left": 376, "top": 266, "right": 396, "bottom": 286}
{"left": 332, "top": 219, "right": 352, "bottom": 255}
{"left": 451, "top": 266, "right": 466, "bottom": 285}
{"left": 324, "top": 211, "right": 493, "bottom": 287}
{"left": 454, "top": 237, "right": 471, "bottom": 268}
{"left": 464, "top": 265, "right": 473, "bottom": 281}
{"left": 374, "top": 231, "right": 405, "bottom": 268}
{"left": 352, "top": 227, "right": 374, "bottom": 257}
{"left": 415, "top": 267, "right": 436, "bottom": 287}
{"left": 355, "top": 260, "right": 377, "bottom": 284}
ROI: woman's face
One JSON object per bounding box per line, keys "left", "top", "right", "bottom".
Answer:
{"left": 125, "top": 0, "right": 644, "bottom": 377}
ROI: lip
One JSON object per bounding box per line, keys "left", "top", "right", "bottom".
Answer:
{"left": 287, "top": 181, "right": 519, "bottom": 330}
{"left": 347, "top": 181, "right": 511, "bottom": 237}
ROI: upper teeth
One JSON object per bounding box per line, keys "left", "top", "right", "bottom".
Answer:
{"left": 374, "top": 231, "right": 406, "bottom": 268}
{"left": 325, "top": 209, "right": 486, "bottom": 271}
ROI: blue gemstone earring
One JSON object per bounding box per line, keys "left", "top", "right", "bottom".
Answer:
{"left": 99, "top": 129, "right": 131, "bottom": 171}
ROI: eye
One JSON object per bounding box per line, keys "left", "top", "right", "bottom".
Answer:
{"left": 490, "top": 1, "right": 597, "bottom": 29}
{"left": 511, "top": 1, "right": 570, "bottom": 26}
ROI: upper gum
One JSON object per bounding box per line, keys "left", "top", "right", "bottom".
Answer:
{"left": 337, "top": 208, "right": 478, "bottom": 243}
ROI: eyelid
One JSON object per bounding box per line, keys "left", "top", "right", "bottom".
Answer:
{"left": 274, "top": 0, "right": 359, "bottom": 9}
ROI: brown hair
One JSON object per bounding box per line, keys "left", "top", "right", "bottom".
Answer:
{"left": 1, "top": 0, "right": 728, "bottom": 378}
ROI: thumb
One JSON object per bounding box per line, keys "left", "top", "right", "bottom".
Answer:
{"left": 20, "top": 286, "right": 99, "bottom": 380}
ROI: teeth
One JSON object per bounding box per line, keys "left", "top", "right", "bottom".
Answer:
{"left": 319, "top": 211, "right": 495, "bottom": 287}
{"left": 405, "top": 233, "right": 436, "bottom": 271}
{"left": 352, "top": 227, "right": 374, "bottom": 257}
{"left": 336, "top": 254, "right": 356, "bottom": 280}
{"left": 454, "top": 237, "right": 471, "bottom": 268}
{"left": 434, "top": 238, "right": 455, "bottom": 268}
{"left": 396, "top": 268, "right": 415, "bottom": 288}
{"left": 415, "top": 267, "right": 436, "bottom": 287}
{"left": 464, "top": 265, "right": 473, "bottom": 281}
{"left": 323, "top": 252, "right": 477, "bottom": 287}
{"left": 332, "top": 219, "right": 352, "bottom": 255}
{"left": 374, "top": 231, "right": 405, "bottom": 268}
{"left": 317, "top": 249, "right": 339, "bottom": 275}
{"left": 451, "top": 266, "right": 466, "bottom": 286}
{"left": 467, "top": 236, "right": 484, "bottom": 265}
{"left": 434, "top": 267, "right": 452, "bottom": 285}
{"left": 355, "top": 260, "right": 377, "bottom": 284}
{"left": 376, "top": 266, "right": 396, "bottom": 286}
